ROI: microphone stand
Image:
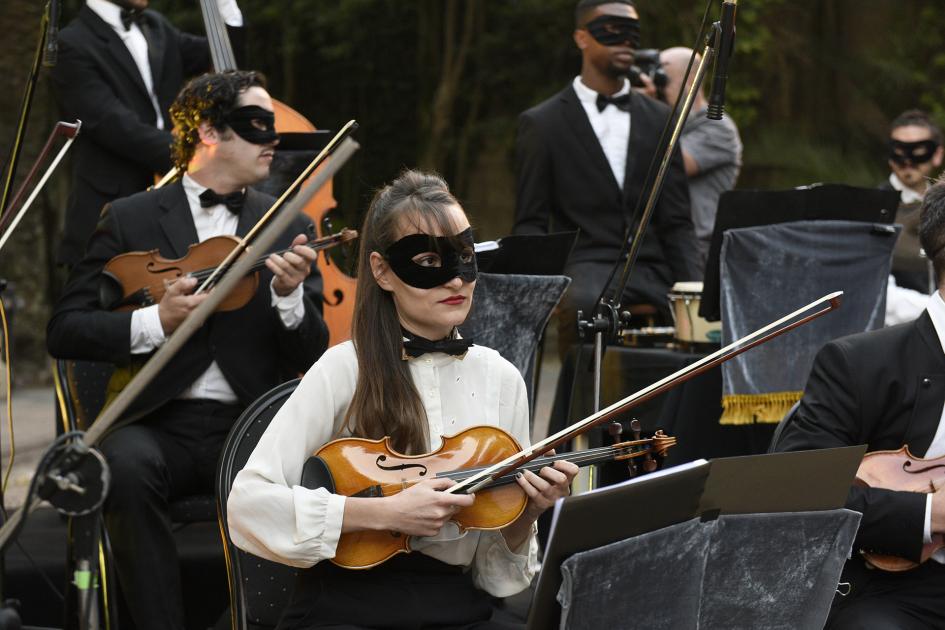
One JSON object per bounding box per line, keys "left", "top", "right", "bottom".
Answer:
{"left": 571, "top": 28, "right": 723, "bottom": 494}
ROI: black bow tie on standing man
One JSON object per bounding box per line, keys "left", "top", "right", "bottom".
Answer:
{"left": 119, "top": 7, "right": 144, "bottom": 31}
{"left": 596, "top": 92, "right": 631, "bottom": 113}
{"left": 199, "top": 188, "right": 246, "bottom": 215}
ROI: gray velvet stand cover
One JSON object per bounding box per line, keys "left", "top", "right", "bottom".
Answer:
{"left": 720, "top": 220, "right": 898, "bottom": 404}
{"left": 556, "top": 509, "right": 861, "bottom": 630}
{"left": 458, "top": 272, "right": 570, "bottom": 390}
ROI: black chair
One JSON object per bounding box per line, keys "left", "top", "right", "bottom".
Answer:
{"left": 767, "top": 401, "right": 801, "bottom": 453}
{"left": 216, "top": 379, "right": 301, "bottom": 630}
{"left": 53, "top": 358, "right": 219, "bottom": 629}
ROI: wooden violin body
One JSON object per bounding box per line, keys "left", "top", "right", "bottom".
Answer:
{"left": 100, "top": 229, "right": 357, "bottom": 313}
{"left": 305, "top": 425, "right": 676, "bottom": 569}
{"left": 855, "top": 445, "right": 945, "bottom": 571}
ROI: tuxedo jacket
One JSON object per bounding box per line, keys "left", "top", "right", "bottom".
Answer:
{"left": 51, "top": 6, "right": 211, "bottom": 265}
{"left": 777, "top": 313, "right": 945, "bottom": 562}
{"left": 513, "top": 84, "right": 700, "bottom": 302}
{"left": 47, "top": 181, "right": 329, "bottom": 424}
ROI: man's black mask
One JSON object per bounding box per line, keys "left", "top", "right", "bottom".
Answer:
{"left": 585, "top": 15, "right": 640, "bottom": 48}
{"left": 385, "top": 228, "right": 477, "bottom": 289}
{"left": 889, "top": 139, "right": 939, "bottom": 166}
{"left": 225, "top": 105, "right": 278, "bottom": 145}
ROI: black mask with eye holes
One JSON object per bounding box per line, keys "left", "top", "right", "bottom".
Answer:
{"left": 384, "top": 228, "right": 477, "bottom": 289}
{"left": 889, "top": 139, "right": 940, "bottom": 166}
{"left": 585, "top": 15, "right": 640, "bottom": 48}
{"left": 224, "top": 105, "right": 278, "bottom": 145}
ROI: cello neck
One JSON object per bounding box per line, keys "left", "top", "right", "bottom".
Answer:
{"left": 199, "top": 0, "right": 238, "bottom": 71}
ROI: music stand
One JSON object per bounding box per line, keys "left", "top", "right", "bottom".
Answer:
{"left": 475, "top": 231, "right": 577, "bottom": 276}
{"left": 700, "top": 184, "right": 900, "bottom": 321}
{"left": 528, "top": 445, "right": 865, "bottom": 629}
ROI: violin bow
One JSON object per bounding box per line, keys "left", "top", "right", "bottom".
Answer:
{"left": 194, "top": 119, "right": 359, "bottom": 295}
{"left": 0, "top": 120, "right": 81, "bottom": 254}
{"left": 448, "top": 291, "right": 844, "bottom": 495}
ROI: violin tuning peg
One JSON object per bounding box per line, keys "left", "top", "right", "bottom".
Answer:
{"left": 629, "top": 418, "right": 642, "bottom": 441}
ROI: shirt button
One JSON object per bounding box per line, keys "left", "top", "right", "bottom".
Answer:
{"left": 923, "top": 378, "right": 932, "bottom": 388}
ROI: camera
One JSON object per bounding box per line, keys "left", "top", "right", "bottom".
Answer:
{"left": 628, "top": 49, "right": 669, "bottom": 101}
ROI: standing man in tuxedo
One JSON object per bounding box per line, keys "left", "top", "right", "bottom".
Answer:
{"left": 47, "top": 70, "right": 329, "bottom": 630}
{"left": 51, "top": 0, "right": 243, "bottom": 267}
{"left": 513, "top": 0, "right": 699, "bottom": 353}
{"left": 775, "top": 182, "right": 945, "bottom": 629}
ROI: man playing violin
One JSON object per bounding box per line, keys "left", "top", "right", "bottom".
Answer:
{"left": 776, "top": 181, "right": 945, "bottom": 629}
{"left": 46, "top": 70, "right": 329, "bottom": 630}
{"left": 51, "top": 0, "right": 244, "bottom": 267}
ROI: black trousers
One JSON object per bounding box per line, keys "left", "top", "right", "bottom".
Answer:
{"left": 277, "top": 553, "right": 523, "bottom": 630}
{"left": 98, "top": 399, "right": 242, "bottom": 630}
{"left": 827, "top": 555, "right": 945, "bottom": 629}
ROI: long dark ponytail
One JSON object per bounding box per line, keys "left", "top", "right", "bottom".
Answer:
{"left": 343, "top": 170, "right": 464, "bottom": 455}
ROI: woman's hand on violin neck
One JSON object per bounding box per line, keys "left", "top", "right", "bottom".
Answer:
{"left": 517, "top": 460, "right": 579, "bottom": 523}
{"left": 159, "top": 276, "right": 210, "bottom": 335}
{"left": 342, "top": 477, "right": 474, "bottom": 537}
{"left": 268, "top": 233, "right": 316, "bottom": 297}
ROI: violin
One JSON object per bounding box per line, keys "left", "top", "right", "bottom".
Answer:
{"left": 99, "top": 228, "right": 357, "bottom": 312}
{"left": 855, "top": 445, "right": 945, "bottom": 571}
{"left": 303, "top": 425, "right": 676, "bottom": 569}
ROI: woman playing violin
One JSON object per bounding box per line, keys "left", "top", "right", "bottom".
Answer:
{"left": 228, "top": 170, "right": 577, "bottom": 629}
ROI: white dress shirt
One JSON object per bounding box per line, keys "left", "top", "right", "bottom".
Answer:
{"left": 572, "top": 76, "right": 631, "bottom": 189}
{"left": 85, "top": 0, "right": 245, "bottom": 130}
{"left": 227, "top": 341, "right": 538, "bottom": 598}
{"left": 889, "top": 173, "right": 925, "bottom": 205}
{"left": 921, "top": 291, "right": 945, "bottom": 559}
{"left": 129, "top": 173, "right": 305, "bottom": 403}
{"left": 883, "top": 173, "right": 932, "bottom": 326}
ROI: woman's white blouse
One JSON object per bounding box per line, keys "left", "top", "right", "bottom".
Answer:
{"left": 227, "top": 341, "right": 538, "bottom": 597}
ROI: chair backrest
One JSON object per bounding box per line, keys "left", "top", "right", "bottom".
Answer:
{"left": 459, "top": 273, "right": 570, "bottom": 417}
{"left": 216, "top": 379, "right": 301, "bottom": 630}
{"left": 767, "top": 401, "right": 801, "bottom": 454}
{"left": 53, "top": 359, "right": 115, "bottom": 431}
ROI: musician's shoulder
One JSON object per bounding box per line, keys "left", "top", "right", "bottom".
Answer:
{"left": 467, "top": 345, "right": 520, "bottom": 378}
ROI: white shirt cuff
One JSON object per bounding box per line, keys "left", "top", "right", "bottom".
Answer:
{"left": 925, "top": 493, "right": 934, "bottom": 544}
{"left": 130, "top": 304, "right": 166, "bottom": 354}
{"left": 216, "top": 0, "right": 244, "bottom": 27}
{"left": 270, "top": 281, "right": 305, "bottom": 330}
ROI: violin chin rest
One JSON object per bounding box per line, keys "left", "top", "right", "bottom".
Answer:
{"left": 301, "top": 456, "right": 336, "bottom": 493}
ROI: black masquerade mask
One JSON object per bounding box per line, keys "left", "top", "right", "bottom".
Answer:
{"left": 224, "top": 105, "right": 278, "bottom": 145}
{"left": 889, "top": 139, "right": 939, "bottom": 166}
{"left": 585, "top": 15, "right": 640, "bottom": 48}
{"left": 385, "top": 228, "right": 477, "bottom": 289}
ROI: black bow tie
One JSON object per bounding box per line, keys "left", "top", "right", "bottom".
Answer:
{"left": 402, "top": 331, "right": 473, "bottom": 359}
{"left": 199, "top": 188, "right": 246, "bottom": 215}
{"left": 119, "top": 8, "right": 144, "bottom": 31}
{"left": 596, "top": 92, "right": 631, "bottom": 113}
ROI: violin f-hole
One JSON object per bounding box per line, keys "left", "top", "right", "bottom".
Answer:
{"left": 146, "top": 262, "right": 184, "bottom": 277}
{"left": 375, "top": 455, "right": 427, "bottom": 476}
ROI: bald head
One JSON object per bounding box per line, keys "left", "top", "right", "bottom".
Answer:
{"left": 660, "top": 47, "right": 704, "bottom": 108}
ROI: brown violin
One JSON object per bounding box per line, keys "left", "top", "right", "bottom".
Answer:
{"left": 304, "top": 425, "right": 676, "bottom": 569}
{"left": 855, "top": 445, "right": 945, "bottom": 571}
{"left": 99, "top": 228, "right": 357, "bottom": 312}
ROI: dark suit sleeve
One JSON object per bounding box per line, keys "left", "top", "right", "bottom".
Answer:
{"left": 50, "top": 35, "right": 173, "bottom": 174}
{"left": 268, "top": 220, "right": 329, "bottom": 375}
{"left": 47, "top": 206, "right": 135, "bottom": 365}
{"left": 513, "top": 112, "right": 553, "bottom": 235}
{"left": 777, "top": 341, "right": 927, "bottom": 562}
{"left": 654, "top": 146, "right": 700, "bottom": 282}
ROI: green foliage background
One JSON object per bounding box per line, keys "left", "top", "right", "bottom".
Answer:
{"left": 2, "top": 0, "right": 945, "bottom": 379}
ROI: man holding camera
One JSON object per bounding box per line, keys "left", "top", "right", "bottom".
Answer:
{"left": 659, "top": 46, "right": 742, "bottom": 273}
{"left": 513, "top": 0, "right": 699, "bottom": 355}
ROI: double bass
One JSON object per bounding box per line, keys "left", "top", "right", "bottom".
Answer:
{"left": 199, "top": 0, "right": 357, "bottom": 345}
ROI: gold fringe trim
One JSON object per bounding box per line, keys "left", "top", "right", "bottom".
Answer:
{"left": 720, "top": 391, "right": 803, "bottom": 425}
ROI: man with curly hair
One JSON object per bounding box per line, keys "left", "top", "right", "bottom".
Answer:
{"left": 47, "top": 70, "right": 329, "bottom": 630}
